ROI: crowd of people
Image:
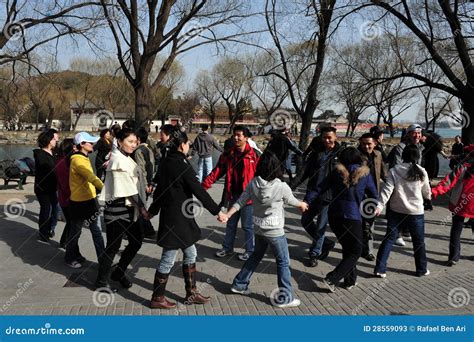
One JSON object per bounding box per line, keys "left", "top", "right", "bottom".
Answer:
{"left": 32, "top": 121, "right": 474, "bottom": 309}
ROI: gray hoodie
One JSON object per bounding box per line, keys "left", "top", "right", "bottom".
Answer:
{"left": 232, "top": 176, "right": 301, "bottom": 237}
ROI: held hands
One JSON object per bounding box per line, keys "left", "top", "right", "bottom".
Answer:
{"left": 140, "top": 207, "right": 152, "bottom": 220}
{"left": 146, "top": 184, "right": 153, "bottom": 194}
{"left": 374, "top": 207, "right": 382, "bottom": 217}
{"left": 217, "top": 211, "right": 229, "bottom": 223}
{"left": 299, "top": 201, "right": 309, "bottom": 213}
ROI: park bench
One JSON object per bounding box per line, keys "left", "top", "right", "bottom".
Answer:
{"left": 0, "top": 160, "right": 27, "bottom": 190}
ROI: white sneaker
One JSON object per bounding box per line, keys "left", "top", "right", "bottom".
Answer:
{"left": 374, "top": 272, "right": 386, "bottom": 278}
{"left": 230, "top": 287, "right": 251, "bottom": 295}
{"left": 65, "top": 261, "right": 82, "bottom": 269}
{"left": 420, "top": 270, "right": 430, "bottom": 277}
{"left": 274, "top": 298, "right": 301, "bottom": 308}
{"left": 394, "top": 237, "right": 406, "bottom": 246}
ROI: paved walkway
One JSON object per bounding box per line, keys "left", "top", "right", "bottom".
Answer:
{"left": 0, "top": 181, "right": 472, "bottom": 316}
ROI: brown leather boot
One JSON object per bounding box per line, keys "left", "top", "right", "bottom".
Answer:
{"left": 182, "top": 263, "right": 211, "bottom": 305}
{"left": 150, "top": 271, "right": 176, "bottom": 309}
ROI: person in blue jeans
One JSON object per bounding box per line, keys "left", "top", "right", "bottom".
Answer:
{"left": 193, "top": 124, "right": 223, "bottom": 182}
{"left": 301, "top": 126, "right": 342, "bottom": 267}
{"left": 202, "top": 125, "right": 259, "bottom": 261}
{"left": 374, "top": 145, "right": 432, "bottom": 278}
{"left": 219, "top": 151, "right": 308, "bottom": 308}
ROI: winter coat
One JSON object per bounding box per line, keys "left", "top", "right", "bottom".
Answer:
{"left": 202, "top": 142, "right": 259, "bottom": 204}
{"left": 306, "top": 163, "right": 378, "bottom": 221}
{"left": 377, "top": 163, "right": 431, "bottom": 215}
{"left": 304, "top": 142, "right": 343, "bottom": 205}
{"left": 55, "top": 155, "right": 70, "bottom": 207}
{"left": 232, "top": 176, "right": 301, "bottom": 237}
{"left": 432, "top": 161, "right": 474, "bottom": 218}
{"left": 359, "top": 148, "right": 387, "bottom": 193}
{"left": 193, "top": 132, "right": 223, "bottom": 158}
{"left": 149, "top": 150, "right": 220, "bottom": 249}
{"left": 33, "top": 149, "right": 57, "bottom": 195}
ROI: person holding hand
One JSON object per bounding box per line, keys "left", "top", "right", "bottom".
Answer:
{"left": 219, "top": 151, "right": 307, "bottom": 308}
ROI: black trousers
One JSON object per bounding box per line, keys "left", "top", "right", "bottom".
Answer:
{"left": 102, "top": 219, "right": 144, "bottom": 275}
{"left": 36, "top": 192, "right": 58, "bottom": 238}
{"left": 327, "top": 216, "right": 362, "bottom": 285}
{"left": 60, "top": 205, "right": 71, "bottom": 246}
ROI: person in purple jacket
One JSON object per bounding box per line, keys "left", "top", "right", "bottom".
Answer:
{"left": 305, "top": 147, "right": 378, "bottom": 292}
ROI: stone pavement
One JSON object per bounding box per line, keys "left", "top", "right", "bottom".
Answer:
{"left": 0, "top": 180, "right": 473, "bottom": 316}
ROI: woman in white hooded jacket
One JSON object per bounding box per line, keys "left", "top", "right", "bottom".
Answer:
{"left": 374, "top": 144, "right": 431, "bottom": 278}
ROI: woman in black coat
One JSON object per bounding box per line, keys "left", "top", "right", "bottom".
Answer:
{"left": 148, "top": 130, "right": 220, "bottom": 309}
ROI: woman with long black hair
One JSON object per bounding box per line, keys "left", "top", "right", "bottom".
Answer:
{"left": 374, "top": 144, "right": 431, "bottom": 278}
{"left": 148, "top": 129, "right": 220, "bottom": 309}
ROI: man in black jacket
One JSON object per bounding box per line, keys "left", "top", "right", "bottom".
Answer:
{"left": 301, "top": 126, "right": 342, "bottom": 267}
{"left": 266, "top": 128, "right": 303, "bottom": 182}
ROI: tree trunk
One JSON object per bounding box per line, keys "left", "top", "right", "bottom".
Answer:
{"left": 210, "top": 115, "right": 215, "bottom": 134}
{"left": 135, "top": 84, "right": 151, "bottom": 127}
{"left": 461, "top": 96, "right": 474, "bottom": 145}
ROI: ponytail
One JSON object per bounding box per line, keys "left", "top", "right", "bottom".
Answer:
{"left": 402, "top": 145, "right": 424, "bottom": 182}
{"left": 406, "top": 161, "right": 424, "bottom": 182}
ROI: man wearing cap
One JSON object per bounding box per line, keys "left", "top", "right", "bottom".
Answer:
{"left": 387, "top": 124, "right": 425, "bottom": 247}
{"left": 65, "top": 132, "right": 106, "bottom": 269}
{"left": 388, "top": 124, "right": 424, "bottom": 169}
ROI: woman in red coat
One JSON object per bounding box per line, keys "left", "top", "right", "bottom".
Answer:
{"left": 432, "top": 144, "right": 474, "bottom": 266}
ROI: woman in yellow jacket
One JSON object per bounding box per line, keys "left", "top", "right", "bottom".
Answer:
{"left": 65, "top": 132, "right": 106, "bottom": 270}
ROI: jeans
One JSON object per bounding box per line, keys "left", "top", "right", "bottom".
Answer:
{"left": 232, "top": 234, "right": 294, "bottom": 303}
{"left": 158, "top": 244, "right": 197, "bottom": 274}
{"left": 223, "top": 197, "right": 254, "bottom": 253}
{"left": 362, "top": 217, "right": 375, "bottom": 256}
{"left": 102, "top": 219, "right": 143, "bottom": 275}
{"left": 301, "top": 203, "right": 330, "bottom": 256}
{"left": 449, "top": 215, "right": 473, "bottom": 262}
{"left": 198, "top": 156, "right": 213, "bottom": 183}
{"left": 36, "top": 192, "right": 58, "bottom": 239}
{"left": 375, "top": 210, "right": 427, "bottom": 275}
{"left": 65, "top": 216, "right": 105, "bottom": 263}
{"left": 326, "top": 217, "right": 362, "bottom": 285}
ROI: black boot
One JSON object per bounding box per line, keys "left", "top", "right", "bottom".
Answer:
{"left": 95, "top": 255, "right": 117, "bottom": 293}
{"left": 111, "top": 266, "right": 133, "bottom": 289}
{"left": 182, "top": 263, "right": 210, "bottom": 305}
{"left": 150, "top": 271, "right": 176, "bottom": 309}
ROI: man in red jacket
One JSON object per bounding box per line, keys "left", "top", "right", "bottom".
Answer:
{"left": 202, "top": 125, "right": 259, "bottom": 261}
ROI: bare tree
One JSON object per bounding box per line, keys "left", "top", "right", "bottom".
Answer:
{"left": 212, "top": 56, "right": 252, "bottom": 133}
{"left": 243, "top": 53, "right": 288, "bottom": 134}
{"left": 358, "top": 0, "right": 474, "bottom": 144}
{"left": 195, "top": 70, "right": 219, "bottom": 133}
{"left": 264, "top": 0, "right": 336, "bottom": 171}
{"left": 1, "top": 1, "right": 103, "bottom": 68}
{"left": 100, "top": 0, "right": 257, "bottom": 125}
